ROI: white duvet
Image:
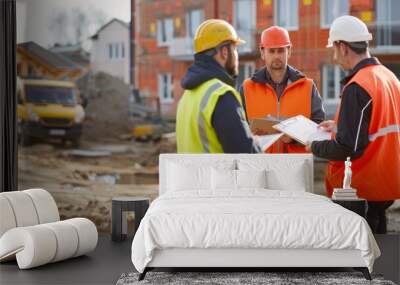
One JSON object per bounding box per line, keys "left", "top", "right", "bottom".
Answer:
{"left": 131, "top": 190, "right": 380, "bottom": 273}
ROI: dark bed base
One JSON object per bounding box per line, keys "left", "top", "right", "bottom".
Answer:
{"left": 138, "top": 267, "right": 372, "bottom": 281}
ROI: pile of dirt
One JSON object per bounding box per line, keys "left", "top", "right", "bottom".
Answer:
{"left": 81, "top": 72, "right": 132, "bottom": 142}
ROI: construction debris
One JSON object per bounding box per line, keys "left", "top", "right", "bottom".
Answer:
{"left": 159, "top": 132, "right": 177, "bottom": 153}
{"left": 80, "top": 72, "right": 132, "bottom": 143}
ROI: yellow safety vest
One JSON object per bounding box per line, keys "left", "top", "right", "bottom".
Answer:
{"left": 176, "top": 78, "right": 244, "bottom": 153}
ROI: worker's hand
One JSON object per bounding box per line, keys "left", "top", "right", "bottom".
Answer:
{"left": 318, "top": 120, "right": 336, "bottom": 132}
{"left": 280, "top": 134, "right": 293, "bottom": 144}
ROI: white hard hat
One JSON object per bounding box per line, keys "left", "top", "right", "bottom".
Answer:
{"left": 327, "top": 15, "right": 372, "bottom": 47}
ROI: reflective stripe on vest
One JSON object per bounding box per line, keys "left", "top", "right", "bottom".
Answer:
{"left": 369, "top": 124, "right": 400, "bottom": 142}
{"left": 198, "top": 82, "right": 223, "bottom": 152}
{"left": 176, "top": 78, "right": 244, "bottom": 153}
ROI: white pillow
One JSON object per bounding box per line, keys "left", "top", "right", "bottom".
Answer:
{"left": 237, "top": 159, "right": 308, "bottom": 191}
{"left": 236, "top": 169, "right": 267, "bottom": 189}
{"left": 211, "top": 168, "right": 236, "bottom": 191}
{"left": 266, "top": 163, "right": 306, "bottom": 191}
{"left": 167, "top": 162, "right": 211, "bottom": 191}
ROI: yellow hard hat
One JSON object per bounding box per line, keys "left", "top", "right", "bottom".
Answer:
{"left": 194, "top": 19, "right": 245, "bottom": 53}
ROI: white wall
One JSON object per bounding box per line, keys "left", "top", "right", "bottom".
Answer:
{"left": 91, "top": 20, "right": 130, "bottom": 85}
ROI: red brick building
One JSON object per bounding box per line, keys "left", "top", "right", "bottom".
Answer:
{"left": 131, "top": 0, "right": 400, "bottom": 119}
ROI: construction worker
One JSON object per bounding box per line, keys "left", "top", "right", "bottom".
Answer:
{"left": 307, "top": 15, "right": 400, "bottom": 233}
{"left": 176, "top": 19, "right": 261, "bottom": 153}
{"left": 240, "top": 26, "right": 325, "bottom": 153}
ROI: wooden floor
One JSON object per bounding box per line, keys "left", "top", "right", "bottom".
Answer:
{"left": 0, "top": 234, "right": 398, "bottom": 285}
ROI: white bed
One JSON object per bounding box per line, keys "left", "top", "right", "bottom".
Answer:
{"left": 131, "top": 154, "right": 380, "bottom": 280}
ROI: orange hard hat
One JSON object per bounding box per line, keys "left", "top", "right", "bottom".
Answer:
{"left": 260, "top": 26, "right": 291, "bottom": 48}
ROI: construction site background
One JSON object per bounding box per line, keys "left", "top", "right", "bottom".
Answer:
{"left": 14, "top": 0, "right": 400, "bottom": 235}
{"left": 17, "top": 72, "right": 400, "bottom": 234}
{"left": 18, "top": 72, "right": 176, "bottom": 232}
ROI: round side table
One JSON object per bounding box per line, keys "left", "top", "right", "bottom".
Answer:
{"left": 111, "top": 196, "right": 149, "bottom": 242}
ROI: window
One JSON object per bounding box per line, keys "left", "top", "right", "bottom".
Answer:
{"left": 17, "top": 63, "right": 22, "bottom": 76}
{"left": 108, "top": 43, "right": 113, "bottom": 59}
{"left": 115, "top": 43, "right": 119, "bottom": 58}
{"left": 186, "top": 9, "right": 203, "bottom": 39}
{"left": 108, "top": 43, "right": 125, "bottom": 59}
{"left": 321, "top": 64, "right": 346, "bottom": 101}
{"left": 157, "top": 18, "right": 174, "bottom": 46}
{"left": 274, "top": 0, "right": 298, "bottom": 30}
{"left": 158, "top": 73, "right": 174, "bottom": 103}
{"left": 233, "top": 0, "right": 256, "bottom": 52}
{"left": 237, "top": 62, "right": 256, "bottom": 89}
{"left": 28, "top": 64, "right": 36, "bottom": 76}
{"left": 384, "top": 63, "right": 400, "bottom": 79}
{"left": 376, "top": 0, "right": 400, "bottom": 46}
{"left": 320, "top": 0, "right": 348, "bottom": 28}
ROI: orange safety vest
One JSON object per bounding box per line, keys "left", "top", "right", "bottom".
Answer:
{"left": 325, "top": 64, "right": 400, "bottom": 201}
{"left": 243, "top": 77, "right": 313, "bottom": 153}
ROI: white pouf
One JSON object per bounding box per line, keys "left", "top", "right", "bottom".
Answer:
{"left": 0, "top": 189, "right": 98, "bottom": 269}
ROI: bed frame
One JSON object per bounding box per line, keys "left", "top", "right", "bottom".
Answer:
{"left": 138, "top": 154, "right": 371, "bottom": 281}
{"left": 140, "top": 248, "right": 370, "bottom": 280}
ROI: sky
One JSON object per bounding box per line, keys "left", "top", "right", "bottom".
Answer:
{"left": 16, "top": 0, "right": 131, "bottom": 47}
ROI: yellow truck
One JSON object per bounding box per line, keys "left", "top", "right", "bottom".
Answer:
{"left": 17, "top": 78, "right": 85, "bottom": 146}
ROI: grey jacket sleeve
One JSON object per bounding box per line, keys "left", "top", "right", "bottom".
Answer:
{"left": 310, "top": 82, "right": 325, "bottom": 124}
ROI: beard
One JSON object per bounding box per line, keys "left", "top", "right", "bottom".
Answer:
{"left": 270, "top": 59, "right": 285, "bottom": 70}
{"left": 225, "top": 48, "right": 238, "bottom": 77}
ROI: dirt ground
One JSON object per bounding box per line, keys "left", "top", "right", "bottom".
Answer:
{"left": 17, "top": 138, "right": 175, "bottom": 233}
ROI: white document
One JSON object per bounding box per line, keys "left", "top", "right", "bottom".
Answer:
{"left": 273, "top": 115, "right": 331, "bottom": 145}
{"left": 258, "top": 133, "right": 283, "bottom": 151}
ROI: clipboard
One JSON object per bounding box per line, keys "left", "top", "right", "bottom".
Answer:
{"left": 249, "top": 115, "right": 284, "bottom": 135}
{"left": 272, "top": 115, "right": 331, "bottom": 145}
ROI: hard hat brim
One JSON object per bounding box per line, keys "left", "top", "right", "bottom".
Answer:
{"left": 326, "top": 33, "right": 372, "bottom": 48}
{"left": 260, "top": 43, "right": 291, "bottom": 49}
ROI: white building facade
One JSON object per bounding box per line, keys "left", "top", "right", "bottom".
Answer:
{"left": 91, "top": 19, "right": 130, "bottom": 85}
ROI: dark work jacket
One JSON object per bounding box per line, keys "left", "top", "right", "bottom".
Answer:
{"left": 181, "top": 53, "right": 261, "bottom": 153}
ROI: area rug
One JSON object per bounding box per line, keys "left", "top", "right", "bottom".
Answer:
{"left": 116, "top": 271, "right": 395, "bottom": 285}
